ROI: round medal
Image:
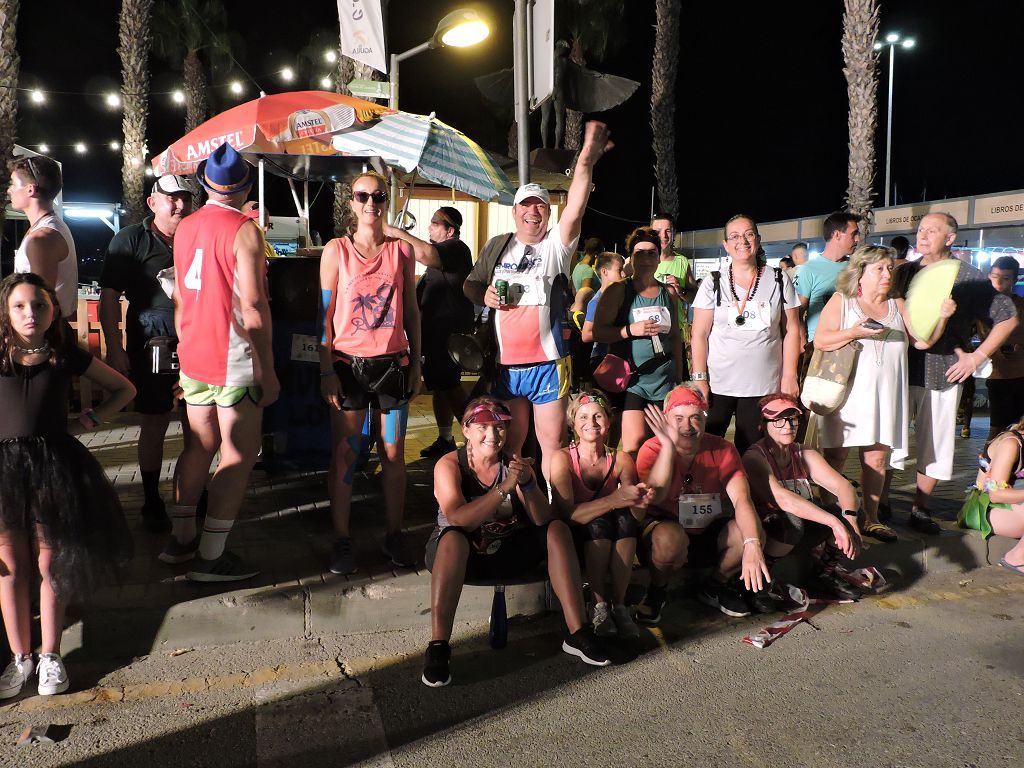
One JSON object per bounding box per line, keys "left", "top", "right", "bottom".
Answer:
{"left": 735, "top": 315, "right": 746, "bottom": 326}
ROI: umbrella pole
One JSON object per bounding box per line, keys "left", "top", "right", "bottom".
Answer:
{"left": 303, "top": 180, "right": 311, "bottom": 245}
{"left": 399, "top": 171, "right": 418, "bottom": 230}
{"left": 258, "top": 159, "right": 266, "bottom": 230}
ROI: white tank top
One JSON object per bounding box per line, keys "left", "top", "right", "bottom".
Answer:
{"left": 14, "top": 212, "right": 79, "bottom": 318}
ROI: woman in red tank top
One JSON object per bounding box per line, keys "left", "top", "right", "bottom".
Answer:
{"left": 317, "top": 172, "right": 437, "bottom": 574}
{"left": 550, "top": 390, "right": 654, "bottom": 639}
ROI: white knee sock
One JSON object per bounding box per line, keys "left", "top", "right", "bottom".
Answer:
{"left": 198, "top": 517, "right": 235, "bottom": 561}
{"left": 168, "top": 505, "right": 197, "bottom": 544}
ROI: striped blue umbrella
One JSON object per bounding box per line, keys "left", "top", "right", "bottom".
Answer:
{"left": 332, "top": 111, "right": 515, "bottom": 204}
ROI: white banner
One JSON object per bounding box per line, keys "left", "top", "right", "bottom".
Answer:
{"left": 337, "top": 0, "right": 388, "bottom": 75}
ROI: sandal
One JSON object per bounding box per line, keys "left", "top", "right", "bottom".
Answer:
{"left": 998, "top": 558, "right": 1024, "bottom": 577}
{"left": 863, "top": 522, "right": 898, "bottom": 543}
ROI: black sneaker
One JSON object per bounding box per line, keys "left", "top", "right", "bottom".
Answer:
{"left": 908, "top": 507, "right": 941, "bottom": 534}
{"left": 745, "top": 586, "right": 777, "bottom": 614}
{"left": 806, "top": 571, "right": 861, "bottom": 601}
{"left": 140, "top": 499, "right": 171, "bottom": 534}
{"left": 186, "top": 551, "right": 259, "bottom": 583}
{"left": 877, "top": 501, "right": 892, "bottom": 523}
{"left": 561, "top": 625, "right": 611, "bottom": 667}
{"left": 635, "top": 585, "right": 667, "bottom": 626}
{"left": 698, "top": 578, "right": 752, "bottom": 618}
{"left": 421, "top": 640, "right": 452, "bottom": 687}
{"left": 420, "top": 436, "right": 456, "bottom": 459}
{"left": 329, "top": 536, "right": 358, "bottom": 575}
{"left": 382, "top": 531, "right": 418, "bottom": 568}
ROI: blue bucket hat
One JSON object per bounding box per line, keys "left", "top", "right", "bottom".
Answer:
{"left": 196, "top": 143, "right": 254, "bottom": 195}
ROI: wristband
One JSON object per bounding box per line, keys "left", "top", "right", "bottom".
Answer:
{"left": 520, "top": 477, "right": 538, "bottom": 493}
{"left": 625, "top": 324, "right": 635, "bottom": 339}
{"left": 742, "top": 537, "right": 760, "bottom": 547}
{"left": 841, "top": 509, "right": 858, "bottom": 517}
{"left": 79, "top": 410, "right": 100, "bottom": 431}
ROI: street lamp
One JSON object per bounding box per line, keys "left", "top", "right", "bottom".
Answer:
{"left": 874, "top": 31, "right": 916, "bottom": 207}
{"left": 386, "top": 8, "right": 490, "bottom": 219}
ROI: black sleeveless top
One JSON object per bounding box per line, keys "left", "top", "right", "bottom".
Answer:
{"left": 437, "top": 446, "right": 528, "bottom": 551}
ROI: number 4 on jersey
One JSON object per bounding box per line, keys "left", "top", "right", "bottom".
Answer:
{"left": 184, "top": 249, "right": 203, "bottom": 290}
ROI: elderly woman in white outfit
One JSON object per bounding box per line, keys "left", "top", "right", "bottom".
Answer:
{"left": 813, "top": 245, "right": 953, "bottom": 542}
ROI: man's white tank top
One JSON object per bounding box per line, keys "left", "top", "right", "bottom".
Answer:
{"left": 14, "top": 212, "right": 79, "bottom": 318}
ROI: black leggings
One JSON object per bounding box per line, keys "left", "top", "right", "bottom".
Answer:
{"left": 705, "top": 392, "right": 764, "bottom": 455}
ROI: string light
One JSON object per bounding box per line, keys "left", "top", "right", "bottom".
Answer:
{"left": 74, "top": 142, "right": 87, "bottom": 154}
{"left": 171, "top": 90, "right": 185, "bottom": 104}
{"left": 280, "top": 67, "right": 294, "bottom": 82}
{"left": 229, "top": 81, "right": 243, "bottom": 95}
{"left": 324, "top": 50, "right": 337, "bottom": 64}
{"left": 109, "top": 140, "right": 120, "bottom": 151}
{"left": 30, "top": 89, "right": 45, "bottom": 104}
{"left": 37, "top": 143, "right": 49, "bottom": 153}
{"left": 105, "top": 92, "right": 121, "bottom": 108}
{"left": 320, "top": 76, "right": 333, "bottom": 89}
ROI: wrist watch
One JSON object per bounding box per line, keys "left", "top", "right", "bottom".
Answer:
{"left": 496, "top": 487, "right": 510, "bottom": 503}
{"left": 691, "top": 371, "right": 708, "bottom": 381}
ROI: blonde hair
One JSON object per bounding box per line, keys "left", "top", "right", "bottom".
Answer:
{"left": 836, "top": 245, "right": 896, "bottom": 298}
{"left": 567, "top": 389, "right": 613, "bottom": 442}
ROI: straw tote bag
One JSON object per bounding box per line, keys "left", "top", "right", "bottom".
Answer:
{"left": 801, "top": 299, "right": 861, "bottom": 415}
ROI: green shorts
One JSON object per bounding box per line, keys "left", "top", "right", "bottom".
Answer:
{"left": 179, "top": 372, "right": 261, "bottom": 407}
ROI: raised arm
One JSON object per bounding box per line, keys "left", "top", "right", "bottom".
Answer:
{"left": 558, "top": 121, "right": 613, "bottom": 249}
{"left": 384, "top": 223, "right": 441, "bottom": 269}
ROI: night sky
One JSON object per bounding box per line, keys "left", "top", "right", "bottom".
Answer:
{"left": 11, "top": 0, "right": 1024, "bottom": 258}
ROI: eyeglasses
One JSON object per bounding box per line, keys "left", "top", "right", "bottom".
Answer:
{"left": 353, "top": 190, "right": 387, "bottom": 204}
{"left": 517, "top": 245, "right": 535, "bottom": 272}
{"left": 768, "top": 416, "right": 799, "bottom": 427}
{"left": 726, "top": 231, "right": 759, "bottom": 243}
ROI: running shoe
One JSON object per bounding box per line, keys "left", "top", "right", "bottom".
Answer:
{"left": 421, "top": 640, "right": 452, "bottom": 687}
{"left": 0, "top": 654, "right": 34, "bottom": 700}
{"left": 36, "top": 653, "right": 69, "bottom": 696}
{"left": 745, "top": 586, "right": 778, "bottom": 614}
{"left": 186, "top": 551, "right": 259, "bottom": 583}
{"left": 383, "top": 531, "right": 417, "bottom": 568}
{"left": 140, "top": 499, "right": 171, "bottom": 534}
{"left": 806, "top": 571, "right": 862, "bottom": 601}
{"left": 158, "top": 535, "right": 200, "bottom": 565}
{"left": 420, "top": 436, "right": 456, "bottom": 459}
{"left": 591, "top": 601, "right": 615, "bottom": 637}
{"left": 908, "top": 506, "right": 941, "bottom": 534}
{"left": 329, "top": 537, "right": 358, "bottom": 575}
{"left": 698, "top": 578, "right": 752, "bottom": 618}
{"left": 561, "top": 626, "right": 611, "bottom": 666}
{"left": 634, "top": 585, "right": 667, "bottom": 626}
{"left": 611, "top": 604, "right": 641, "bottom": 639}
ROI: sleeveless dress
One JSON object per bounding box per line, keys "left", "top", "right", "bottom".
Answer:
{"left": 819, "top": 297, "right": 909, "bottom": 469}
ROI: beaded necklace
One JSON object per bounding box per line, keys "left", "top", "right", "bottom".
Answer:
{"left": 728, "top": 264, "right": 763, "bottom": 326}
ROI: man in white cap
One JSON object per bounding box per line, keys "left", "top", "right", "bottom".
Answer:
{"left": 166, "top": 144, "right": 278, "bottom": 581}
{"left": 464, "top": 121, "right": 612, "bottom": 485}
{"left": 100, "top": 175, "right": 195, "bottom": 533}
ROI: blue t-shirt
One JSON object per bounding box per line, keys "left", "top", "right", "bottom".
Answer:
{"left": 585, "top": 290, "right": 608, "bottom": 358}
{"left": 797, "top": 256, "right": 848, "bottom": 341}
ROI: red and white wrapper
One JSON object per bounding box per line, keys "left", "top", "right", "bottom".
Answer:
{"left": 742, "top": 584, "right": 851, "bottom": 650}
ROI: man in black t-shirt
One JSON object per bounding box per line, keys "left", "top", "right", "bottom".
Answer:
{"left": 417, "top": 207, "right": 474, "bottom": 458}
{"left": 99, "top": 175, "right": 194, "bottom": 532}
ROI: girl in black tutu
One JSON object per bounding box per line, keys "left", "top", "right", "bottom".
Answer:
{"left": 0, "top": 273, "right": 135, "bottom": 700}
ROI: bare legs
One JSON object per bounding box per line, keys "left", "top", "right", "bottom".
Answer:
{"left": 585, "top": 538, "right": 637, "bottom": 606}
{"left": 620, "top": 409, "right": 649, "bottom": 459}
{"left": 504, "top": 397, "right": 569, "bottom": 485}
{"left": 825, "top": 444, "right": 889, "bottom": 526}
{"left": 0, "top": 528, "right": 65, "bottom": 657}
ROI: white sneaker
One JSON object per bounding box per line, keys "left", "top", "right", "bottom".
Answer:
{"left": 0, "top": 654, "right": 34, "bottom": 699}
{"left": 611, "top": 604, "right": 640, "bottom": 639}
{"left": 36, "top": 653, "right": 69, "bottom": 696}
{"left": 591, "top": 601, "right": 615, "bottom": 637}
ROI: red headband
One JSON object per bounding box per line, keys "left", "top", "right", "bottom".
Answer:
{"left": 664, "top": 387, "right": 709, "bottom": 413}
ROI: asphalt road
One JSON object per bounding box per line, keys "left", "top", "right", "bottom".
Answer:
{"left": 3, "top": 566, "right": 1023, "bottom": 768}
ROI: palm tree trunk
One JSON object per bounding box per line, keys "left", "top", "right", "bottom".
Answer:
{"left": 0, "top": 0, "right": 20, "bottom": 238}
{"left": 651, "top": 0, "right": 680, "bottom": 222}
{"left": 564, "top": 37, "right": 586, "bottom": 151}
{"left": 118, "top": 0, "right": 154, "bottom": 226}
{"left": 183, "top": 47, "right": 208, "bottom": 134}
{"left": 842, "top": 0, "right": 879, "bottom": 236}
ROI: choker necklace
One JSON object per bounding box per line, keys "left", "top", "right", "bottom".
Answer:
{"left": 14, "top": 342, "right": 51, "bottom": 355}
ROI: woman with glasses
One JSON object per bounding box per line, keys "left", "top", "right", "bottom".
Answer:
{"left": 690, "top": 215, "right": 800, "bottom": 456}
{"left": 813, "top": 245, "right": 953, "bottom": 542}
{"left": 550, "top": 390, "right": 652, "bottom": 638}
{"left": 742, "top": 394, "right": 863, "bottom": 603}
{"left": 318, "top": 172, "right": 438, "bottom": 575}
{"left": 421, "top": 396, "right": 610, "bottom": 687}
{"left": 593, "top": 227, "right": 684, "bottom": 456}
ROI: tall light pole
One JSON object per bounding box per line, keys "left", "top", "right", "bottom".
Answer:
{"left": 387, "top": 9, "right": 490, "bottom": 221}
{"left": 875, "top": 32, "right": 916, "bottom": 207}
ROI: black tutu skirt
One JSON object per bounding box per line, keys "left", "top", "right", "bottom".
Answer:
{"left": 0, "top": 435, "right": 133, "bottom": 600}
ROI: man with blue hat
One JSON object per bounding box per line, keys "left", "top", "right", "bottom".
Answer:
{"left": 165, "top": 143, "right": 278, "bottom": 582}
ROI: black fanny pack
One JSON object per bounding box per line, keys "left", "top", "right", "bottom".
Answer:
{"left": 346, "top": 351, "right": 409, "bottom": 398}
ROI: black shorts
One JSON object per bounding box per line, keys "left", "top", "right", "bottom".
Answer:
{"left": 333, "top": 355, "right": 409, "bottom": 413}
{"left": 573, "top": 507, "right": 639, "bottom": 542}
{"left": 637, "top": 516, "right": 731, "bottom": 569}
{"left": 422, "top": 328, "right": 464, "bottom": 391}
{"left": 623, "top": 391, "right": 661, "bottom": 412}
{"left": 424, "top": 524, "right": 548, "bottom": 581}
{"left": 126, "top": 308, "right": 178, "bottom": 415}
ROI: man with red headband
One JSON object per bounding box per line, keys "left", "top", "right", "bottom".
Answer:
{"left": 634, "top": 385, "right": 769, "bottom": 621}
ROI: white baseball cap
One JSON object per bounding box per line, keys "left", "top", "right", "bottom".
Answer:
{"left": 152, "top": 175, "right": 192, "bottom": 196}
{"left": 513, "top": 183, "right": 550, "bottom": 206}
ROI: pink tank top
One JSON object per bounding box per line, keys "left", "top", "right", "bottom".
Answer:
{"left": 568, "top": 443, "right": 618, "bottom": 502}
{"left": 328, "top": 236, "right": 409, "bottom": 357}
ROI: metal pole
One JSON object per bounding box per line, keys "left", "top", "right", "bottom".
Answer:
{"left": 389, "top": 52, "right": 400, "bottom": 223}
{"left": 513, "top": 0, "right": 530, "bottom": 186}
{"left": 258, "top": 158, "right": 266, "bottom": 230}
{"left": 884, "top": 44, "right": 895, "bottom": 208}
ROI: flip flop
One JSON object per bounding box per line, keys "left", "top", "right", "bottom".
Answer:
{"left": 998, "top": 558, "right": 1024, "bottom": 577}
{"left": 863, "top": 523, "right": 898, "bottom": 543}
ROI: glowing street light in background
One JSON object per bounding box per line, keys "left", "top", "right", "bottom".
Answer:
{"left": 229, "top": 81, "right": 244, "bottom": 95}
{"left": 320, "top": 76, "right": 333, "bottom": 89}
{"left": 875, "top": 31, "right": 917, "bottom": 207}
{"left": 74, "top": 142, "right": 87, "bottom": 154}
{"left": 109, "top": 140, "right": 120, "bottom": 151}
{"left": 435, "top": 9, "right": 490, "bottom": 47}
{"left": 105, "top": 92, "right": 122, "bottom": 108}
{"left": 30, "top": 89, "right": 45, "bottom": 104}
{"left": 324, "top": 50, "right": 337, "bottom": 64}
{"left": 281, "top": 67, "right": 295, "bottom": 82}
{"left": 171, "top": 90, "right": 185, "bottom": 104}
{"left": 37, "top": 143, "right": 49, "bottom": 153}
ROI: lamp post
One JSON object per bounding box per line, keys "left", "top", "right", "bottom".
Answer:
{"left": 387, "top": 9, "right": 490, "bottom": 221}
{"left": 875, "top": 32, "right": 916, "bottom": 207}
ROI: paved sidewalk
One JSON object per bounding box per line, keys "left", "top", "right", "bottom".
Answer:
{"left": 63, "top": 395, "right": 1016, "bottom": 656}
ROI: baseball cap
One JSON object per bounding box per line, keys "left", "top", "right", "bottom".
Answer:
{"left": 759, "top": 393, "right": 803, "bottom": 420}
{"left": 152, "top": 175, "right": 192, "bottom": 196}
{"left": 513, "top": 183, "right": 550, "bottom": 206}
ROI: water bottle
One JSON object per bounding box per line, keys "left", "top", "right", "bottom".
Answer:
{"left": 488, "top": 585, "right": 508, "bottom": 650}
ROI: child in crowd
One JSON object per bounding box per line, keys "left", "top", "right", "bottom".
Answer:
{"left": 550, "top": 390, "right": 652, "bottom": 637}
{"left": 965, "top": 417, "right": 1024, "bottom": 575}
{"left": 0, "top": 273, "right": 135, "bottom": 700}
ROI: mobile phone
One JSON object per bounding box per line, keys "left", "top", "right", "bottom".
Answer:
{"left": 861, "top": 319, "right": 885, "bottom": 330}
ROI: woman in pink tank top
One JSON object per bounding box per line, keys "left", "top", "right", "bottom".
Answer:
{"left": 550, "top": 390, "right": 654, "bottom": 639}
{"left": 317, "top": 171, "right": 438, "bottom": 574}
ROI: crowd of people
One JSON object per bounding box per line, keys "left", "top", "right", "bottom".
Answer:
{"left": 1, "top": 119, "right": 1023, "bottom": 697}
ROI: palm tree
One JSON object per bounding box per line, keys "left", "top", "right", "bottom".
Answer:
{"left": 118, "top": 0, "right": 154, "bottom": 226}
{"left": 560, "top": 0, "right": 624, "bottom": 149}
{"left": 842, "top": 0, "right": 879, "bottom": 235}
{"left": 0, "top": 0, "right": 20, "bottom": 235}
{"left": 651, "top": 0, "right": 680, "bottom": 222}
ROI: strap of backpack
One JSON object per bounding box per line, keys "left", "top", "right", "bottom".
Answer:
{"left": 711, "top": 271, "right": 722, "bottom": 307}
{"left": 774, "top": 266, "right": 787, "bottom": 307}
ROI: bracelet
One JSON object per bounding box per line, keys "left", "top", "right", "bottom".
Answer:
{"left": 624, "top": 324, "right": 635, "bottom": 339}
{"left": 520, "top": 477, "right": 538, "bottom": 493}
{"left": 83, "top": 409, "right": 101, "bottom": 427}
{"left": 78, "top": 410, "right": 99, "bottom": 431}
{"left": 841, "top": 509, "right": 858, "bottom": 517}
{"left": 742, "top": 537, "right": 760, "bottom": 547}
{"left": 320, "top": 370, "right": 337, "bottom": 378}
{"left": 691, "top": 371, "right": 708, "bottom": 381}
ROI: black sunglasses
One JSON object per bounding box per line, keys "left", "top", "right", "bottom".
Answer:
{"left": 22, "top": 157, "right": 40, "bottom": 185}
{"left": 353, "top": 190, "right": 387, "bottom": 204}
{"left": 516, "top": 245, "right": 535, "bottom": 272}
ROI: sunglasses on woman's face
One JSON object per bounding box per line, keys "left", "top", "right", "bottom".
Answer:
{"left": 353, "top": 190, "right": 387, "bottom": 204}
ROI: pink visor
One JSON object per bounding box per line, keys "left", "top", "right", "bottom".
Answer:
{"left": 761, "top": 396, "right": 803, "bottom": 419}
{"left": 463, "top": 403, "right": 513, "bottom": 426}
{"left": 664, "top": 387, "right": 709, "bottom": 413}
